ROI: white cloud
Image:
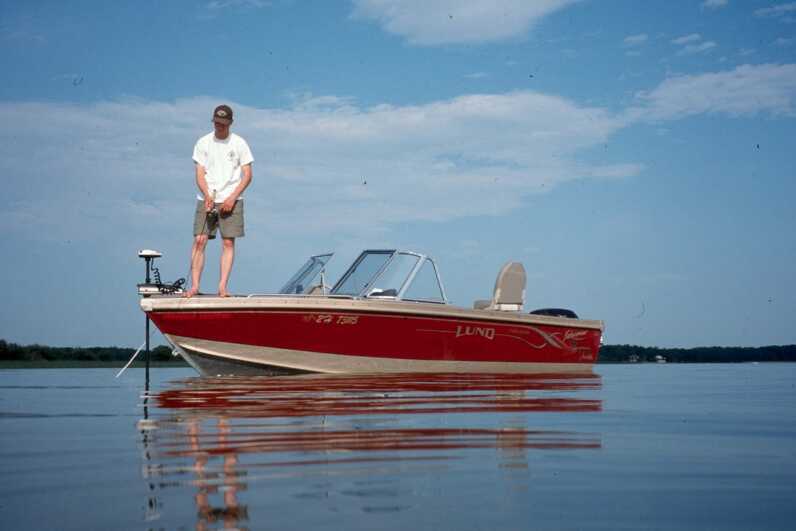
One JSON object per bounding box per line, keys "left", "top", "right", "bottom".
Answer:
{"left": 8, "top": 63, "right": 796, "bottom": 254}
{"left": 754, "top": 2, "right": 796, "bottom": 18}
{"left": 1, "top": 28, "right": 47, "bottom": 45}
{"left": 3, "top": 92, "right": 636, "bottom": 246}
{"left": 630, "top": 63, "right": 796, "bottom": 121}
{"left": 668, "top": 33, "right": 717, "bottom": 56}
{"left": 464, "top": 72, "right": 489, "bottom": 79}
{"left": 671, "top": 33, "right": 702, "bottom": 45}
{"left": 0, "top": 17, "right": 47, "bottom": 45}
{"left": 677, "top": 40, "right": 717, "bottom": 55}
{"left": 774, "top": 37, "right": 794, "bottom": 46}
{"left": 350, "top": 0, "right": 579, "bottom": 45}
{"left": 623, "top": 34, "right": 648, "bottom": 47}
{"left": 669, "top": 35, "right": 716, "bottom": 57}
{"left": 206, "top": 0, "right": 270, "bottom": 8}
{"left": 701, "top": 0, "right": 728, "bottom": 9}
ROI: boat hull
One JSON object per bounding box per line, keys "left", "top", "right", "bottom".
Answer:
{"left": 167, "top": 334, "right": 599, "bottom": 376}
{"left": 145, "top": 299, "right": 602, "bottom": 375}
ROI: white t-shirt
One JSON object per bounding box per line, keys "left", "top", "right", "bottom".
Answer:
{"left": 192, "top": 132, "right": 254, "bottom": 202}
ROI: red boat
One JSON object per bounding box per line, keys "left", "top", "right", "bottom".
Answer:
{"left": 141, "top": 250, "right": 603, "bottom": 375}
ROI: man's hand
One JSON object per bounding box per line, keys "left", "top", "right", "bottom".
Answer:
{"left": 220, "top": 197, "right": 236, "bottom": 214}
{"left": 204, "top": 196, "right": 214, "bottom": 212}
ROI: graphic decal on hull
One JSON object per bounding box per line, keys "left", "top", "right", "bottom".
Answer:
{"left": 419, "top": 324, "right": 592, "bottom": 353}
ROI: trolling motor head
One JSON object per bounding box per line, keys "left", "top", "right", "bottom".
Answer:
{"left": 138, "top": 249, "right": 162, "bottom": 295}
{"left": 138, "top": 249, "right": 162, "bottom": 259}
{"left": 137, "top": 249, "right": 184, "bottom": 295}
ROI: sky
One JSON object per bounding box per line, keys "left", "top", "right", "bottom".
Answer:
{"left": 1, "top": 0, "right": 795, "bottom": 349}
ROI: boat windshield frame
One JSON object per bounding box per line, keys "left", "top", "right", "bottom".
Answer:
{"left": 278, "top": 252, "right": 334, "bottom": 294}
{"left": 330, "top": 249, "right": 448, "bottom": 304}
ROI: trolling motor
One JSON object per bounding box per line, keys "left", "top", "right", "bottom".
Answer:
{"left": 137, "top": 249, "right": 185, "bottom": 295}
{"left": 118, "top": 250, "right": 185, "bottom": 381}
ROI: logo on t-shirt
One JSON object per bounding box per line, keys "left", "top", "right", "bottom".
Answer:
{"left": 227, "top": 150, "right": 235, "bottom": 161}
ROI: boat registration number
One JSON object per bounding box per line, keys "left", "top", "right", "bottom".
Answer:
{"left": 302, "top": 313, "right": 359, "bottom": 325}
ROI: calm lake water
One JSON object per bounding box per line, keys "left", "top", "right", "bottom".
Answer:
{"left": 0, "top": 364, "right": 794, "bottom": 530}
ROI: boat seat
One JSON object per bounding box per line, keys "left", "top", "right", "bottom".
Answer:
{"left": 473, "top": 261, "right": 526, "bottom": 311}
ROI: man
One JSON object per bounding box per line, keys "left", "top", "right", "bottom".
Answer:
{"left": 186, "top": 104, "right": 254, "bottom": 297}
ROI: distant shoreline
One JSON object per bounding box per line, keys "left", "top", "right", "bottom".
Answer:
{"left": 3, "top": 339, "right": 795, "bottom": 366}
{"left": 0, "top": 360, "right": 188, "bottom": 369}
{"left": 598, "top": 344, "right": 796, "bottom": 364}
{"left": 0, "top": 340, "right": 187, "bottom": 367}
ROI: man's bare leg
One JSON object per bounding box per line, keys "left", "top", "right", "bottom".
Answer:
{"left": 185, "top": 234, "right": 209, "bottom": 297}
{"left": 218, "top": 237, "right": 235, "bottom": 297}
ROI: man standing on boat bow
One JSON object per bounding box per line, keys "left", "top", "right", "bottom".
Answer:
{"left": 185, "top": 104, "right": 254, "bottom": 297}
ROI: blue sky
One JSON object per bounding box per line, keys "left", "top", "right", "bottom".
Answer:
{"left": 1, "top": 0, "right": 795, "bottom": 349}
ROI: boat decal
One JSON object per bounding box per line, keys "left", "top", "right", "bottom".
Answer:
{"left": 562, "top": 330, "right": 588, "bottom": 343}
{"left": 455, "top": 325, "right": 495, "bottom": 340}
{"left": 302, "top": 313, "right": 360, "bottom": 325}
{"left": 495, "top": 333, "right": 554, "bottom": 350}
{"left": 418, "top": 325, "right": 589, "bottom": 352}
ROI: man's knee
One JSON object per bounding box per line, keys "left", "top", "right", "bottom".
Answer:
{"left": 194, "top": 234, "right": 209, "bottom": 248}
{"left": 222, "top": 238, "right": 235, "bottom": 249}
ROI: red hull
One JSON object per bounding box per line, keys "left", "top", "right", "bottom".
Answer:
{"left": 149, "top": 308, "right": 601, "bottom": 365}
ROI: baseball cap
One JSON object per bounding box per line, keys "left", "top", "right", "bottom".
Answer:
{"left": 213, "top": 105, "right": 233, "bottom": 124}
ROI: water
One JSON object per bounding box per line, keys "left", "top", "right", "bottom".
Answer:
{"left": 0, "top": 364, "right": 794, "bottom": 530}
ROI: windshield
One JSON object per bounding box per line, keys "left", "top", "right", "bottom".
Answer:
{"left": 330, "top": 250, "right": 446, "bottom": 302}
{"left": 402, "top": 259, "right": 445, "bottom": 302}
{"left": 366, "top": 253, "right": 419, "bottom": 297}
{"left": 279, "top": 253, "right": 333, "bottom": 294}
{"left": 331, "top": 251, "right": 393, "bottom": 296}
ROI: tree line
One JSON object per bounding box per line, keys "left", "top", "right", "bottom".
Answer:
{"left": 598, "top": 344, "right": 796, "bottom": 363}
{"left": 2, "top": 339, "right": 795, "bottom": 364}
{"left": 0, "top": 339, "right": 178, "bottom": 363}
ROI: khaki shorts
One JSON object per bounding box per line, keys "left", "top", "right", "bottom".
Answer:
{"left": 193, "top": 199, "right": 244, "bottom": 239}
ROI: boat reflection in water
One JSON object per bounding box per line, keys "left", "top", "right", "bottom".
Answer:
{"left": 140, "top": 372, "right": 602, "bottom": 528}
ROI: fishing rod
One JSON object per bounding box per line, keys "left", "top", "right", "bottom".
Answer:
{"left": 184, "top": 189, "right": 217, "bottom": 295}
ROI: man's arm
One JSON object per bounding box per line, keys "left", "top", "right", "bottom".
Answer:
{"left": 195, "top": 163, "right": 214, "bottom": 211}
{"left": 220, "top": 163, "right": 252, "bottom": 213}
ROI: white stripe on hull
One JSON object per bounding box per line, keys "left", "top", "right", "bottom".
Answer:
{"left": 166, "top": 334, "right": 595, "bottom": 375}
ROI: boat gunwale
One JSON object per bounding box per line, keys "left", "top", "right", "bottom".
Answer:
{"left": 141, "top": 295, "right": 604, "bottom": 331}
